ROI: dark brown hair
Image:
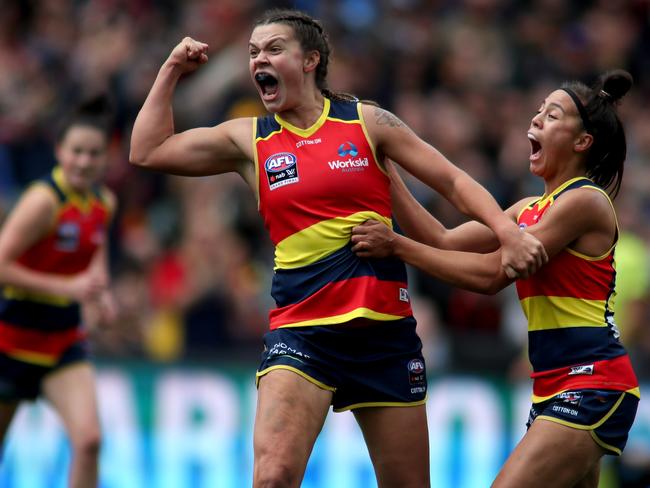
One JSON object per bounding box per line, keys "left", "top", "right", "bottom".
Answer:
{"left": 56, "top": 95, "right": 114, "bottom": 144}
{"left": 561, "top": 70, "right": 632, "bottom": 199}
{"left": 254, "top": 9, "right": 358, "bottom": 103}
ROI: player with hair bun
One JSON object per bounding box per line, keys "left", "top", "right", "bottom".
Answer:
{"left": 352, "top": 70, "right": 640, "bottom": 488}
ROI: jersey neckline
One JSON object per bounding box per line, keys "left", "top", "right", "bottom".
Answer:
{"left": 274, "top": 97, "right": 331, "bottom": 138}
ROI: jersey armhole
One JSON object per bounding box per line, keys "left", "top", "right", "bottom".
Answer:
{"left": 252, "top": 116, "right": 260, "bottom": 208}
{"left": 357, "top": 102, "right": 386, "bottom": 175}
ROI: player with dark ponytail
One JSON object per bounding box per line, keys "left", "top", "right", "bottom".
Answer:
{"left": 0, "top": 96, "right": 117, "bottom": 488}
{"left": 352, "top": 70, "right": 639, "bottom": 488}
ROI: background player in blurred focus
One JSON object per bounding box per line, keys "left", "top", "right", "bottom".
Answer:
{"left": 0, "top": 96, "right": 117, "bottom": 488}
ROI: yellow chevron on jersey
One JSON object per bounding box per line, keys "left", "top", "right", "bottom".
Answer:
{"left": 254, "top": 97, "right": 414, "bottom": 330}
{"left": 521, "top": 295, "right": 609, "bottom": 331}
{"left": 276, "top": 211, "right": 391, "bottom": 269}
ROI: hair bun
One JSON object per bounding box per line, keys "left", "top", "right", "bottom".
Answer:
{"left": 600, "top": 70, "right": 633, "bottom": 102}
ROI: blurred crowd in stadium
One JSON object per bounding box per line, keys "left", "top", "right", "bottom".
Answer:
{"left": 0, "top": 0, "right": 649, "bottom": 382}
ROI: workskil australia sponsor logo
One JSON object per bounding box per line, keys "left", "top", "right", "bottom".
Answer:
{"left": 265, "top": 152, "right": 299, "bottom": 190}
{"left": 328, "top": 141, "right": 368, "bottom": 172}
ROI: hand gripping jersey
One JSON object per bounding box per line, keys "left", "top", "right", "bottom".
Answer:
{"left": 516, "top": 177, "right": 639, "bottom": 402}
{"left": 254, "top": 98, "right": 414, "bottom": 329}
{"left": 0, "top": 167, "right": 112, "bottom": 366}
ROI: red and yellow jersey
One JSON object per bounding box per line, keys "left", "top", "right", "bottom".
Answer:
{"left": 0, "top": 166, "right": 113, "bottom": 365}
{"left": 254, "top": 98, "right": 413, "bottom": 329}
{"left": 516, "top": 177, "right": 639, "bottom": 402}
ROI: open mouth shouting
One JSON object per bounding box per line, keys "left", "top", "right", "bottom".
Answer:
{"left": 255, "top": 72, "right": 279, "bottom": 102}
{"left": 528, "top": 132, "right": 542, "bottom": 162}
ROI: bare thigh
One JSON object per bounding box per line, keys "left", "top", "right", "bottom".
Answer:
{"left": 354, "top": 404, "right": 430, "bottom": 488}
{"left": 492, "top": 418, "right": 605, "bottom": 488}
{"left": 41, "top": 362, "right": 101, "bottom": 444}
{"left": 254, "top": 369, "right": 333, "bottom": 487}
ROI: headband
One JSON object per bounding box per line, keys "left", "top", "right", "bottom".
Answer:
{"left": 561, "top": 88, "right": 592, "bottom": 134}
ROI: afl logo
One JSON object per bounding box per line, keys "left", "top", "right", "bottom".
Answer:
{"left": 264, "top": 152, "right": 299, "bottom": 190}
{"left": 408, "top": 359, "right": 425, "bottom": 374}
{"left": 265, "top": 152, "right": 297, "bottom": 172}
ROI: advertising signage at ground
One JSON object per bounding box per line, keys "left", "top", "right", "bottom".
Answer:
{"left": 1, "top": 363, "right": 647, "bottom": 488}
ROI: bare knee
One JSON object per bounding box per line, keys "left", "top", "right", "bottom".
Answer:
{"left": 70, "top": 428, "right": 102, "bottom": 459}
{"left": 254, "top": 462, "right": 299, "bottom": 488}
{"left": 254, "top": 446, "right": 301, "bottom": 488}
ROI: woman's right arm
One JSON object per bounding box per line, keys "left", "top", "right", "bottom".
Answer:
{"left": 129, "top": 37, "right": 253, "bottom": 177}
{"left": 351, "top": 219, "right": 510, "bottom": 294}
{"left": 0, "top": 187, "right": 105, "bottom": 301}
{"left": 388, "top": 162, "right": 501, "bottom": 252}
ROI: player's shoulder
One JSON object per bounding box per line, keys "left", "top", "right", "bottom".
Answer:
{"left": 558, "top": 184, "right": 613, "bottom": 212}
{"left": 23, "top": 181, "right": 60, "bottom": 208}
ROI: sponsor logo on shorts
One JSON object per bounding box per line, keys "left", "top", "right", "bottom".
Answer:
{"left": 568, "top": 364, "right": 594, "bottom": 376}
{"left": 268, "top": 342, "right": 311, "bottom": 360}
{"left": 408, "top": 358, "right": 426, "bottom": 386}
{"left": 551, "top": 404, "right": 579, "bottom": 416}
{"left": 265, "top": 152, "right": 299, "bottom": 190}
{"left": 557, "top": 391, "right": 583, "bottom": 406}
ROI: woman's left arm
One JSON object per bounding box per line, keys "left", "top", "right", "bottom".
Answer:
{"left": 361, "top": 104, "right": 547, "bottom": 277}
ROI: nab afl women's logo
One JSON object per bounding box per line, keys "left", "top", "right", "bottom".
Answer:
{"left": 407, "top": 358, "right": 426, "bottom": 386}
{"left": 408, "top": 359, "right": 424, "bottom": 374}
{"left": 265, "top": 152, "right": 299, "bottom": 190}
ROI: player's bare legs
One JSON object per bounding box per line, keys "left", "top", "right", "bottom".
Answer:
{"left": 254, "top": 369, "right": 333, "bottom": 487}
{"left": 354, "top": 404, "right": 430, "bottom": 488}
{"left": 43, "top": 362, "right": 101, "bottom": 488}
{"left": 492, "top": 418, "right": 604, "bottom": 488}
{"left": 573, "top": 463, "right": 600, "bottom": 488}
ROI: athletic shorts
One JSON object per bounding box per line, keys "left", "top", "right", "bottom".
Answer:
{"left": 0, "top": 341, "right": 89, "bottom": 401}
{"left": 526, "top": 389, "right": 640, "bottom": 455}
{"left": 256, "top": 317, "right": 427, "bottom": 412}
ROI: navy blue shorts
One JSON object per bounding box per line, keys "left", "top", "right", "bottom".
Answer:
{"left": 0, "top": 341, "right": 89, "bottom": 401}
{"left": 527, "top": 389, "right": 640, "bottom": 455}
{"left": 256, "top": 317, "right": 427, "bottom": 411}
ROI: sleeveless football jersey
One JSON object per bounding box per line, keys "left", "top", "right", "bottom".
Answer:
{"left": 516, "top": 177, "right": 639, "bottom": 401}
{"left": 254, "top": 98, "right": 413, "bottom": 329}
{"left": 0, "top": 166, "right": 112, "bottom": 365}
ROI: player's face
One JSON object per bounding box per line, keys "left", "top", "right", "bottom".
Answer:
{"left": 527, "top": 89, "right": 586, "bottom": 179}
{"left": 56, "top": 125, "right": 108, "bottom": 192}
{"left": 249, "top": 23, "right": 310, "bottom": 113}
